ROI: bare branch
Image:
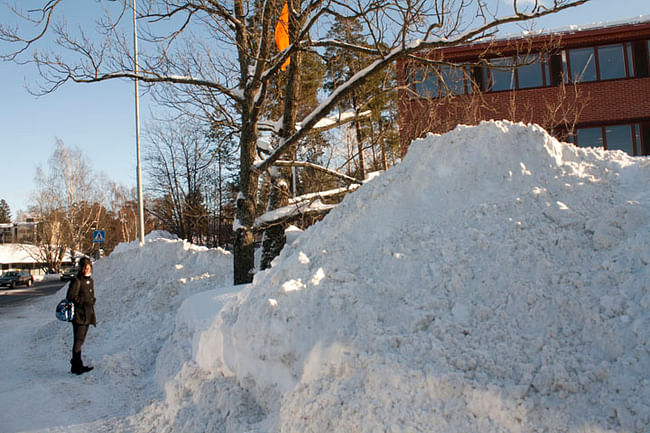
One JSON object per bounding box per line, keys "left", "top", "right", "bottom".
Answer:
{"left": 274, "top": 160, "right": 363, "bottom": 185}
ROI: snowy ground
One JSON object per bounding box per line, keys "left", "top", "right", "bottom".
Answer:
{"left": 0, "top": 121, "right": 648, "bottom": 433}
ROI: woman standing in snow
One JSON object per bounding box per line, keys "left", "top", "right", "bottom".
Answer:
{"left": 66, "top": 257, "right": 97, "bottom": 375}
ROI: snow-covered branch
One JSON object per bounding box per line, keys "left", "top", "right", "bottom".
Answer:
{"left": 274, "top": 160, "right": 363, "bottom": 185}
{"left": 288, "top": 184, "right": 361, "bottom": 205}
{"left": 254, "top": 199, "right": 336, "bottom": 230}
{"left": 302, "top": 109, "right": 372, "bottom": 133}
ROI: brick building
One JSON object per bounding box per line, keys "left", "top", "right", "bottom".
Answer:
{"left": 398, "top": 17, "right": 650, "bottom": 156}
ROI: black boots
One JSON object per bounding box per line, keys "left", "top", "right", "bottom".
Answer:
{"left": 70, "top": 351, "right": 94, "bottom": 375}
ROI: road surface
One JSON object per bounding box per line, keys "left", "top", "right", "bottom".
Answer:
{"left": 0, "top": 279, "right": 66, "bottom": 308}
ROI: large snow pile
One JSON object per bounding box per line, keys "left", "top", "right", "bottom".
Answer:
{"left": 205, "top": 121, "right": 649, "bottom": 432}
{"left": 2, "top": 121, "right": 648, "bottom": 433}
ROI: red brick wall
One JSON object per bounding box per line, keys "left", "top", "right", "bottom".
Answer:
{"left": 399, "top": 77, "right": 650, "bottom": 153}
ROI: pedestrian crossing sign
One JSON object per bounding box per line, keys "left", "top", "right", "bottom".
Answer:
{"left": 93, "top": 230, "right": 106, "bottom": 243}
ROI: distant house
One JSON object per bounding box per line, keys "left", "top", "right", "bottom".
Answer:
{"left": 0, "top": 244, "right": 77, "bottom": 275}
{"left": 398, "top": 17, "right": 650, "bottom": 156}
{"left": 0, "top": 219, "right": 38, "bottom": 244}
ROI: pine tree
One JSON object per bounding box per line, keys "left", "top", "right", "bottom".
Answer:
{"left": 0, "top": 199, "right": 11, "bottom": 224}
{"left": 324, "top": 17, "right": 399, "bottom": 177}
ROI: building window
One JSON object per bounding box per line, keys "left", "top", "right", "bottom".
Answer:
{"left": 412, "top": 68, "right": 440, "bottom": 98}
{"left": 573, "top": 123, "right": 647, "bottom": 156}
{"left": 411, "top": 64, "right": 473, "bottom": 98}
{"left": 568, "top": 47, "right": 597, "bottom": 82}
{"left": 576, "top": 127, "right": 603, "bottom": 148}
{"left": 598, "top": 44, "right": 627, "bottom": 80}
{"left": 486, "top": 57, "right": 515, "bottom": 91}
{"left": 517, "top": 54, "right": 549, "bottom": 89}
{"left": 605, "top": 125, "right": 634, "bottom": 154}
{"left": 483, "top": 54, "right": 549, "bottom": 91}
{"left": 567, "top": 43, "right": 636, "bottom": 83}
{"left": 627, "top": 43, "right": 635, "bottom": 76}
{"left": 439, "top": 64, "right": 470, "bottom": 96}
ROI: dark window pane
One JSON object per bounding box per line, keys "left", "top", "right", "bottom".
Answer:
{"left": 440, "top": 64, "right": 466, "bottom": 96}
{"left": 598, "top": 44, "right": 626, "bottom": 80}
{"left": 633, "top": 40, "right": 649, "bottom": 78}
{"left": 633, "top": 124, "right": 641, "bottom": 155}
{"left": 577, "top": 127, "right": 603, "bottom": 148}
{"left": 464, "top": 67, "right": 474, "bottom": 94}
{"left": 517, "top": 54, "right": 545, "bottom": 89}
{"left": 627, "top": 43, "right": 635, "bottom": 77}
{"left": 567, "top": 131, "right": 576, "bottom": 144}
{"left": 414, "top": 68, "right": 439, "bottom": 98}
{"left": 489, "top": 57, "right": 515, "bottom": 91}
{"left": 549, "top": 53, "right": 564, "bottom": 86}
{"left": 605, "top": 125, "right": 634, "bottom": 155}
{"left": 569, "top": 48, "right": 596, "bottom": 82}
{"left": 472, "top": 66, "right": 485, "bottom": 91}
{"left": 641, "top": 123, "right": 650, "bottom": 156}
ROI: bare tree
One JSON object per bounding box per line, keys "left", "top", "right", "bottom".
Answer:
{"left": 143, "top": 118, "right": 218, "bottom": 243}
{"left": 2, "top": 0, "right": 591, "bottom": 283}
{"left": 105, "top": 182, "right": 140, "bottom": 246}
{"left": 29, "top": 139, "right": 103, "bottom": 271}
{"left": 101, "top": 181, "right": 160, "bottom": 254}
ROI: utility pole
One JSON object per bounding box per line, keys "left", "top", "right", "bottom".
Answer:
{"left": 133, "top": 0, "right": 145, "bottom": 246}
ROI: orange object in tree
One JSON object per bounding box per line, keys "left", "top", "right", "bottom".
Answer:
{"left": 274, "top": 2, "right": 290, "bottom": 71}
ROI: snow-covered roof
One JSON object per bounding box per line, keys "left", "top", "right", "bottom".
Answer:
{"left": 0, "top": 243, "right": 76, "bottom": 264}
{"left": 531, "top": 14, "right": 650, "bottom": 36}
{"left": 498, "top": 14, "right": 650, "bottom": 42}
{"left": 0, "top": 244, "right": 41, "bottom": 264}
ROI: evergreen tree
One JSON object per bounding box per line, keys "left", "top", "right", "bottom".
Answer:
{"left": 324, "top": 17, "right": 400, "bottom": 177}
{"left": 0, "top": 199, "right": 11, "bottom": 223}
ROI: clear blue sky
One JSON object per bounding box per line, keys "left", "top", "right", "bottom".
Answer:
{"left": 1, "top": 0, "right": 649, "bottom": 218}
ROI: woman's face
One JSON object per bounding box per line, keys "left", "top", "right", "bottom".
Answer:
{"left": 82, "top": 264, "right": 92, "bottom": 276}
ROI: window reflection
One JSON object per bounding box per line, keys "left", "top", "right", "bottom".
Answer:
{"left": 413, "top": 68, "right": 440, "bottom": 98}
{"left": 439, "top": 65, "right": 467, "bottom": 96}
{"left": 605, "top": 125, "right": 634, "bottom": 154}
{"left": 412, "top": 65, "right": 473, "bottom": 98}
{"left": 576, "top": 127, "right": 603, "bottom": 148}
{"left": 575, "top": 124, "right": 645, "bottom": 156}
{"left": 598, "top": 44, "right": 626, "bottom": 80}
{"left": 488, "top": 57, "right": 515, "bottom": 91}
{"left": 568, "top": 48, "right": 597, "bottom": 82}
{"left": 517, "top": 54, "right": 546, "bottom": 89}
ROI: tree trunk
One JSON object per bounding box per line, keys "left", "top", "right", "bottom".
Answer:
{"left": 352, "top": 94, "right": 366, "bottom": 180}
{"left": 233, "top": 119, "right": 259, "bottom": 285}
{"left": 260, "top": 175, "right": 289, "bottom": 270}
{"left": 260, "top": 0, "right": 303, "bottom": 269}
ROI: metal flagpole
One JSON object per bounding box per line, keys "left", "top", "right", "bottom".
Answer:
{"left": 133, "top": 0, "right": 145, "bottom": 247}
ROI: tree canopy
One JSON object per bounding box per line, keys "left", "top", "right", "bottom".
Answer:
{"left": 1, "top": 0, "right": 591, "bottom": 283}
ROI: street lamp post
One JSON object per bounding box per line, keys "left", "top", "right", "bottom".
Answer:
{"left": 133, "top": 0, "right": 145, "bottom": 247}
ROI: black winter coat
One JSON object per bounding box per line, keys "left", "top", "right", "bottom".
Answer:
{"left": 66, "top": 275, "right": 97, "bottom": 326}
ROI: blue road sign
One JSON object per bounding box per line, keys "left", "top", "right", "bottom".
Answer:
{"left": 93, "top": 230, "right": 106, "bottom": 243}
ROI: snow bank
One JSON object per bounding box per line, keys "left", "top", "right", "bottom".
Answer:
{"left": 3, "top": 121, "right": 648, "bottom": 433}
{"left": 211, "top": 121, "right": 649, "bottom": 432}
{"left": 93, "top": 232, "right": 232, "bottom": 385}
{"left": 0, "top": 231, "right": 233, "bottom": 433}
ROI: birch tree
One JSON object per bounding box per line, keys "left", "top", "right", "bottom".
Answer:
{"left": 30, "top": 139, "right": 103, "bottom": 271}
{"left": 2, "top": 0, "right": 591, "bottom": 284}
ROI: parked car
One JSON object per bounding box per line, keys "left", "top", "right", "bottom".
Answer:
{"left": 0, "top": 271, "right": 34, "bottom": 289}
{"left": 60, "top": 268, "right": 77, "bottom": 281}
{"left": 60, "top": 269, "right": 76, "bottom": 281}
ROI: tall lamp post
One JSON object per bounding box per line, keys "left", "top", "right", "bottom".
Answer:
{"left": 133, "top": 0, "right": 145, "bottom": 246}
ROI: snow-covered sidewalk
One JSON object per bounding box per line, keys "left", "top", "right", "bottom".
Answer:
{"left": 0, "top": 233, "right": 238, "bottom": 432}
